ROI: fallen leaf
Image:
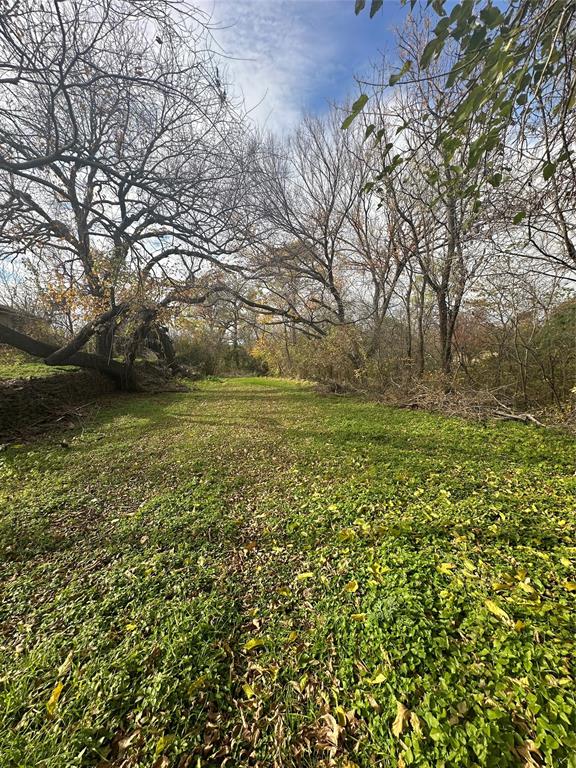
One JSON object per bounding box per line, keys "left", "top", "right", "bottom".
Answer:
{"left": 484, "top": 599, "right": 511, "bottom": 624}
{"left": 335, "top": 705, "right": 347, "bottom": 727}
{"left": 561, "top": 581, "right": 576, "bottom": 591}
{"left": 318, "top": 713, "right": 341, "bottom": 752}
{"left": 343, "top": 579, "right": 359, "bottom": 593}
{"left": 242, "top": 682, "right": 256, "bottom": 699}
{"left": 243, "top": 637, "right": 267, "bottom": 651}
{"left": 410, "top": 711, "right": 423, "bottom": 735}
{"left": 517, "top": 582, "right": 536, "bottom": 595}
{"left": 369, "top": 672, "right": 387, "bottom": 684}
{"left": 392, "top": 701, "right": 410, "bottom": 737}
{"left": 46, "top": 681, "right": 64, "bottom": 717}
{"left": 155, "top": 734, "right": 175, "bottom": 756}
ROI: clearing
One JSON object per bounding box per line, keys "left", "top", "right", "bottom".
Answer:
{"left": 1, "top": 378, "right": 575, "bottom": 767}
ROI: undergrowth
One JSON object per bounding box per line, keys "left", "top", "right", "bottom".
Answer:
{"left": 1, "top": 378, "right": 575, "bottom": 767}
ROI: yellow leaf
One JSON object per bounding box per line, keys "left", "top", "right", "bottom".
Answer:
{"left": 351, "top": 613, "right": 366, "bottom": 621}
{"left": 189, "top": 674, "right": 208, "bottom": 693}
{"left": 484, "top": 599, "right": 511, "bottom": 624}
{"left": 243, "top": 637, "right": 267, "bottom": 651}
{"left": 410, "top": 711, "right": 423, "bottom": 735}
{"left": 335, "top": 705, "right": 347, "bottom": 727}
{"left": 298, "top": 673, "right": 308, "bottom": 692}
{"left": 437, "top": 562, "right": 455, "bottom": 574}
{"left": 242, "top": 682, "right": 256, "bottom": 699}
{"left": 392, "top": 701, "right": 410, "bottom": 737}
{"left": 276, "top": 586, "right": 292, "bottom": 597}
{"left": 492, "top": 581, "right": 513, "bottom": 591}
{"left": 343, "top": 579, "right": 358, "bottom": 593}
{"left": 125, "top": 623, "right": 137, "bottom": 631}
{"left": 286, "top": 631, "right": 298, "bottom": 644}
{"left": 296, "top": 572, "right": 314, "bottom": 580}
{"left": 155, "top": 734, "right": 175, "bottom": 756}
{"left": 514, "top": 620, "right": 526, "bottom": 632}
{"left": 517, "top": 582, "right": 536, "bottom": 595}
{"left": 46, "top": 681, "right": 64, "bottom": 717}
{"left": 369, "top": 672, "right": 387, "bottom": 685}
{"left": 561, "top": 581, "right": 576, "bottom": 591}
{"left": 560, "top": 557, "right": 571, "bottom": 567}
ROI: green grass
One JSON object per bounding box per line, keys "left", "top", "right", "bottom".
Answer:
{"left": 0, "top": 349, "right": 77, "bottom": 380}
{"left": 1, "top": 377, "right": 575, "bottom": 768}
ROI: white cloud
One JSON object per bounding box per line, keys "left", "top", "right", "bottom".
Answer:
{"left": 196, "top": 1, "right": 341, "bottom": 134}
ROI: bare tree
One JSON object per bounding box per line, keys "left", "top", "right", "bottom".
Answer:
{"left": 0, "top": 0, "right": 258, "bottom": 386}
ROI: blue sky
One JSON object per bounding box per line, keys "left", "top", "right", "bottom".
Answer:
{"left": 197, "top": 0, "right": 407, "bottom": 133}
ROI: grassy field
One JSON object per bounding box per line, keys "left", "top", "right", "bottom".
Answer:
{"left": 1, "top": 378, "right": 575, "bottom": 768}
{"left": 0, "top": 349, "right": 77, "bottom": 380}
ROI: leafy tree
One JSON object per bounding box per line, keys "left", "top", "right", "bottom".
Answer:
{"left": 352, "top": 0, "right": 576, "bottom": 183}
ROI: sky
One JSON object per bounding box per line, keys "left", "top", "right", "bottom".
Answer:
{"left": 196, "top": 0, "right": 407, "bottom": 134}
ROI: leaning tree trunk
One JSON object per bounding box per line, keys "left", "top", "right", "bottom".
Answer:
{"left": 95, "top": 323, "right": 115, "bottom": 360}
{"left": 0, "top": 322, "right": 132, "bottom": 388}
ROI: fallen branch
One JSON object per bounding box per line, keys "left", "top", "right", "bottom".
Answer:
{"left": 493, "top": 410, "right": 545, "bottom": 427}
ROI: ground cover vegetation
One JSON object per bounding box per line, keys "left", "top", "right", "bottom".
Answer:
{"left": 1, "top": 2, "right": 575, "bottom": 767}
{"left": 1, "top": 379, "right": 575, "bottom": 767}
{"left": 0, "top": 349, "right": 76, "bottom": 381}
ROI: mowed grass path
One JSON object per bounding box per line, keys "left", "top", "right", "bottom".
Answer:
{"left": 1, "top": 378, "right": 575, "bottom": 768}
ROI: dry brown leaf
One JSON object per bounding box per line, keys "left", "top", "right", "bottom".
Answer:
{"left": 392, "top": 701, "right": 411, "bottom": 738}
{"left": 516, "top": 740, "right": 543, "bottom": 767}
{"left": 409, "top": 711, "right": 422, "bottom": 735}
{"left": 313, "top": 713, "right": 342, "bottom": 756}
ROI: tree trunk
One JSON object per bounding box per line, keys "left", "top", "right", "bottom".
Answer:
{"left": 95, "top": 324, "right": 115, "bottom": 359}
{"left": 438, "top": 292, "right": 453, "bottom": 377}
{"left": 0, "top": 322, "right": 130, "bottom": 386}
{"left": 416, "top": 279, "right": 426, "bottom": 378}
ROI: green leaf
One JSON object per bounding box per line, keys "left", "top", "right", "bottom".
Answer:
{"left": 420, "top": 38, "right": 442, "bottom": 69}
{"left": 354, "top": 0, "right": 366, "bottom": 14}
{"left": 479, "top": 3, "right": 504, "bottom": 27}
{"left": 370, "top": 0, "right": 383, "bottom": 17}
{"left": 488, "top": 172, "right": 502, "bottom": 187}
{"left": 430, "top": 0, "right": 447, "bottom": 15}
{"left": 389, "top": 60, "right": 412, "bottom": 86}
{"left": 341, "top": 93, "right": 368, "bottom": 129}
{"left": 513, "top": 211, "right": 526, "bottom": 225}
{"left": 543, "top": 162, "right": 557, "bottom": 181}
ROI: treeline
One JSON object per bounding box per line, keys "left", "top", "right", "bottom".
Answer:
{"left": 1, "top": 1, "right": 575, "bottom": 407}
